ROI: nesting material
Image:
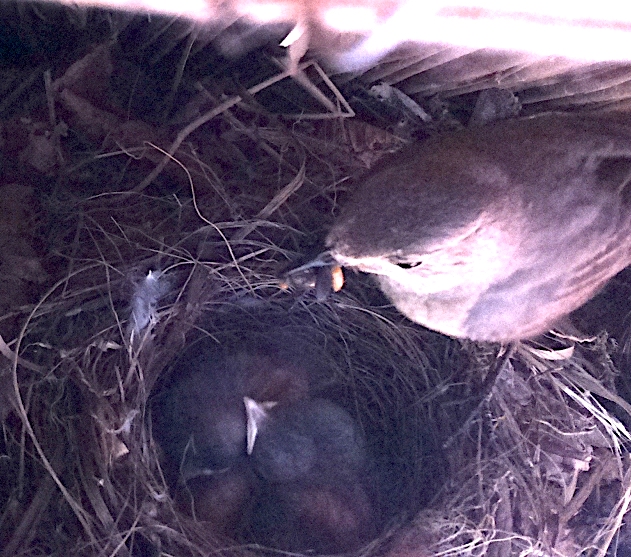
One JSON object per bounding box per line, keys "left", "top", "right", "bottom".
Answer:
{"left": 1, "top": 4, "right": 631, "bottom": 557}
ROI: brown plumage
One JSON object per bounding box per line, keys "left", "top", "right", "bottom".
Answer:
{"left": 327, "top": 112, "right": 631, "bottom": 341}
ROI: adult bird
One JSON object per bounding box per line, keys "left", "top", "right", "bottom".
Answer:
{"left": 327, "top": 112, "right": 631, "bottom": 342}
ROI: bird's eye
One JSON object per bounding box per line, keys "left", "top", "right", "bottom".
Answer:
{"left": 396, "top": 261, "right": 422, "bottom": 269}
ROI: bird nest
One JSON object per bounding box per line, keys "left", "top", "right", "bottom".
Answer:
{"left": 1, "top": 4, "right": 631, "bottom": 556}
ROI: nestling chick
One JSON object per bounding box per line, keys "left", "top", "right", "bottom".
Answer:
{"left": 173, "top": 462, "right": 257, "bottom": 536}
{"left": 246, "top": 397, "right": 378, "bottom": 552}
{"left": 151, "top": 338, "right": 309, "bottom": 484}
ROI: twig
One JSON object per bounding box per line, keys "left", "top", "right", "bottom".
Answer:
{"left": 443, "top": 344, "right": 515, "bottom": 449}
{"left": 132, "top": 61, "right": 314, "bottom": 194}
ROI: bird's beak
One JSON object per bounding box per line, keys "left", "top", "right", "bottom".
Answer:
{"left": 280, "top": 251, "right": 345, "bottom": 300}
{"left": 288, "top": 251, "right": 337, "bottom": 272}
{"left": 244, "top": 397, "right": 277, "bottom": 455}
